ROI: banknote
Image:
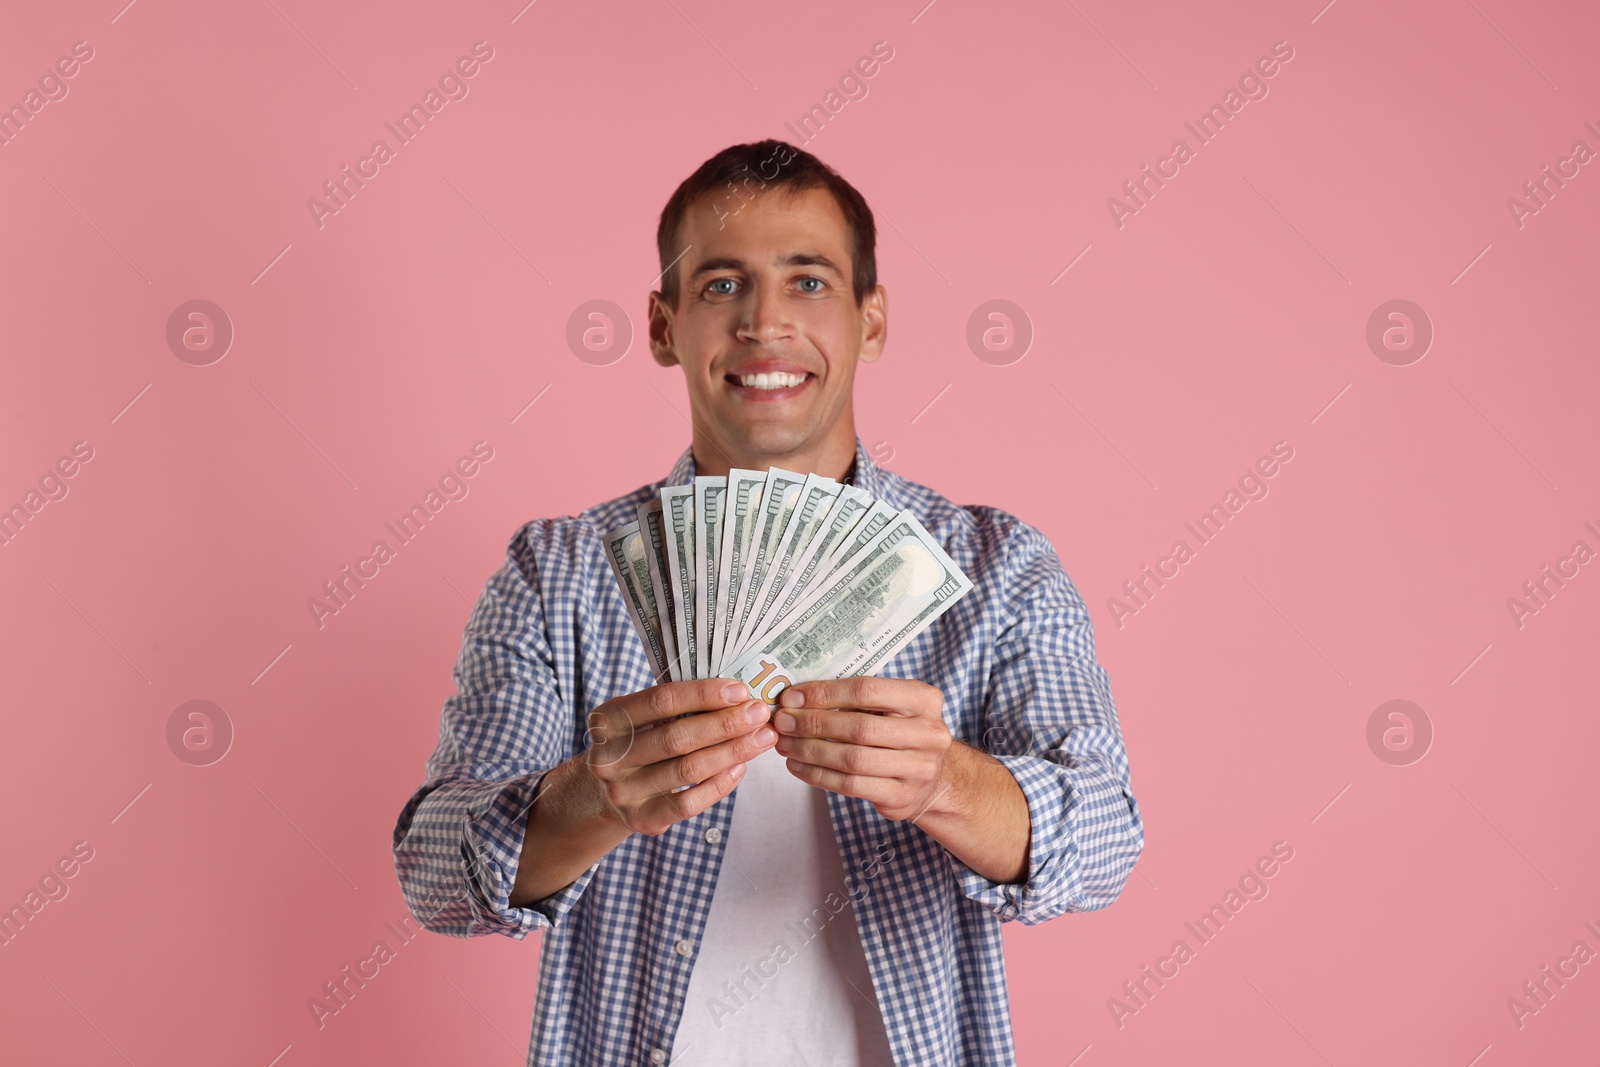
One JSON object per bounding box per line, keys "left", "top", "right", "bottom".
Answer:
{"left": 710, "top": 469, "right": 766, "bottom": 674}
{"left": 746, "top": 496, "right": 894, "bottom": 654}
{"left": 636, "top": 500, "right": 683, "bottom": 681}
{"left": 733, "top": 473, "right": 844, "bottom": 669}
{"left": 659, "top": 485, "right": 698, "bottom": 679}
{"left": 602, "top": 520, "right": 673, "bottom": 683}
{"left": 692, "top": 476, "right": 727, "bottom": 680}
{"left": 722, "top": 510, "right": 973, "bottom": 705}
{"left": 605, "top": 466, "right": 973, "bottom": 703}
{"left": 728, "top": 467, "right": 807, "bottom": 658}
{"left": 763, "top": 485, "right": 873, "bottom": 623}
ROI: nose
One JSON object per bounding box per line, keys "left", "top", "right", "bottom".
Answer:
{"left": 736, "top": 277, "right": 795, "bottom": 344}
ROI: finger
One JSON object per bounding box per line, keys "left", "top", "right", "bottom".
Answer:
{"left": 775, "top": 735, "right": 924, "bottom": 779}
{"left": 776, "top": 676, "right": 938, "bottom": 715}
{"left": 637, "top": 759, "right": 752, "bottom": 829}
{"left": 774, "top": 707, "right": 916, "bottom": 749}
{"left": 783, "top": 759, "right": 896, "bottom": 807}
{"left": 789, "top": 761, "right": 954, "bottom": 825}
{"left": 643, "top": 719, "right": 779, "bottom": 795}
{"left": 631, "top": 700, "right": 771, "bottom": 767}
{"left": 598, "top": 678, "right": 753, "bottom": 740}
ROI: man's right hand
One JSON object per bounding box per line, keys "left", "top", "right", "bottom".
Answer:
{"left": 509, "top": 679, "right": 775, "bottom": 908}
{"left": 581, "top": 679, "right": 777, "bottom": 837}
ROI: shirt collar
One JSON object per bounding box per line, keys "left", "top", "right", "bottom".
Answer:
{"left": 662, "top": 436, "right": 881, "bottom": 497}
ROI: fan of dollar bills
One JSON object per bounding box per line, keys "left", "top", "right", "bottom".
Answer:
{"left": 604, "top": 467, "right": 974, "bottom": 707}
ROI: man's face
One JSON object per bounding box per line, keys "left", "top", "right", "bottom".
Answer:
{"left": 649, "top": 184, "right": 886, "bottom": 462}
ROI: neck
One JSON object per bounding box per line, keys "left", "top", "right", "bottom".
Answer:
{"left": 690, "top": 419, "right": 858, "bottom": 481}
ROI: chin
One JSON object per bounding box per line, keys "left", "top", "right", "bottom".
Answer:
{"left": 723, "top": 419, "right": 816, "bottom": 459}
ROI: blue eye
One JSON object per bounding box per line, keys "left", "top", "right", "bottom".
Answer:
{"left": 797, "top": 277, "right": 824, "bottom": 292}
{"left": 707, "top": 278, "right": 738, "bottom": 295}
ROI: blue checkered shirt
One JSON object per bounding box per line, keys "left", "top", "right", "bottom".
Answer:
{"left": 393, "top": 437, "right": 1144, "bottom": 1066}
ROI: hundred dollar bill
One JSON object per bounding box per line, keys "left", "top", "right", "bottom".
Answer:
{"left": 728, "top": 467, "right": 807, "bottom": 658}
{"left": 748, "top": 495, "right": 893, "bottom": 653}
{"left": 732, "top": 473, "right": 843, "bottom": 669}
{"left": 723, "top": 510, "right": 974, "bottom": 706}
{"left": 637, "top": 500, "right": 684, "bottom": 681}
{"left": 821, "top": 499, "right": 897, "bottom": 569}
{"left": 692, "top": 476, "right": 727, "bottom": 680}
{"left": 602, "top": 520, "right": 673, "bottom": 683}
{"left": 763, "top": 485, "right": 874, "bottom": 623}
{"left": 660, "top": 485, "right": 698, "bottom": 680}
{"left": 710, "top": 469, "right": 766, "bottom": 675}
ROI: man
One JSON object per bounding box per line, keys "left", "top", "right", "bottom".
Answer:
{"left": 393, "top": 140, "right": 1143, "bottom": 1067}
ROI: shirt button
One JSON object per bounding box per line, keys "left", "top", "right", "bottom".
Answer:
{"left": 703, "top": 827, "right": 722, "bottom": 844}
{"left": 649, "top": 1049, "right": 668, "bottom": 1064}
{"left": 673, "top": 938, "right": 695, "bottom": 956}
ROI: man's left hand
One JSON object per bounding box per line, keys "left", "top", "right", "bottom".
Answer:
{"left": 772, "top": 677, "right": 955, "bottom": 823}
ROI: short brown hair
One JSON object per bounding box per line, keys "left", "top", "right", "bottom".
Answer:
{"left": 655, "top": 140, "right": 877, "bottom": 308}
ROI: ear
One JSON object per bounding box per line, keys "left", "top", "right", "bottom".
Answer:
{"left": 648, "top": 291, "right": 679, "bottom": 368}
{"left": 857, "top": 284, "right": 888, "bottom": 364}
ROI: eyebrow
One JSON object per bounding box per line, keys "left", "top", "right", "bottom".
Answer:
{"left": 687, "top": 252, "right": 847, "bottom": 282}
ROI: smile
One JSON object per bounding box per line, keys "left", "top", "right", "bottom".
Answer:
{"left": 732, "top": 371, "right": 809, "bottom": 390}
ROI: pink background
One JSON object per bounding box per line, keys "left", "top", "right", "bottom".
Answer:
{"left": 2, "top": 0, "right": 1597, "bottom": 1063}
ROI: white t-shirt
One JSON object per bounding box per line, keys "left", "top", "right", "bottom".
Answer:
{"left": 670, "top": 744, "right": 897, "bottom": 1066}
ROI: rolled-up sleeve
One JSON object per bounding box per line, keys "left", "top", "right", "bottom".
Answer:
{"left": 951, "top": 519, "right": 1144, "bottom": 925}
{"left": 392, "top": 520, "right": 601, "bottom": 938}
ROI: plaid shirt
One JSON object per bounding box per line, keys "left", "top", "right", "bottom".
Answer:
{"left": 392, "top": 437, "right": 1144, "bottom": 1066}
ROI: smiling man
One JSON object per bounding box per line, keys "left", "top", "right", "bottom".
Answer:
{"left": 393, "top": 140, "right": 1144, "bottom": 1067}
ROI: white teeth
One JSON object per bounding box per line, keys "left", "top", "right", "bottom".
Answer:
{"left": 736, "top": 371, "right": 806, "bottom": 390}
